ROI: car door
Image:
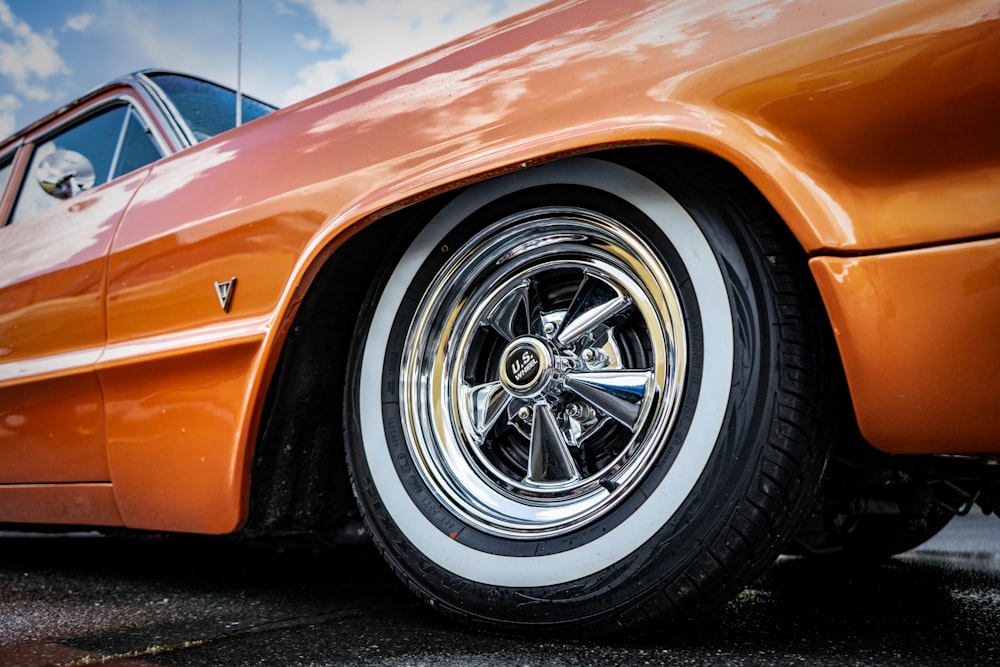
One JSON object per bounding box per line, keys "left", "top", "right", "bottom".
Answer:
{"left": 0, "top": 97, "right": 163, "bottom": 486}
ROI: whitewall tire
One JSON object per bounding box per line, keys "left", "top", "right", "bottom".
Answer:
{"left": 346, "top": 155, "right": 830, "bottom": 634}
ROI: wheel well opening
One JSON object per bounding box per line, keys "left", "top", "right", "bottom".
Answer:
{"left": 241, "top": 144, "right": 856, "bottom": 539}
{"left": 243, "top": 197, "right": 445, "bottom": 538}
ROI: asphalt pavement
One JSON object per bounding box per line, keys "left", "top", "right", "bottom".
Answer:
{"left": 0, "top": 511, "right": 997, "bottom": 666}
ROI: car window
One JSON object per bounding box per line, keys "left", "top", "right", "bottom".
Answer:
{"left": 9, "top": 102, "right": 162, "bottom": 225}
{"left": 114, "top": 107, "right": 162, "bottom": 179}
{"left": 0, "top": 159, "right": 10, "bottom": 199}
{"left": 148, "top": 73, "right": 273, "bottom": 142}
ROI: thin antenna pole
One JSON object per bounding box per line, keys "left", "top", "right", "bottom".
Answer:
{"left": 236, "top": 0, "right": 243, "bottom": 127}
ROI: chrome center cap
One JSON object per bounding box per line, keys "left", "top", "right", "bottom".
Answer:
{"left": 499, "top": 337, "right": 552, "bottom": 397}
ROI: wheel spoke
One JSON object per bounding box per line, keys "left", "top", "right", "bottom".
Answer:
{"left": 555, "top": 273, "right": 631, "bottom": 347}
{"left": 564, "top": 370, "right": 652, "bottom": 430}
{"left": 526, "top": 403, "right": 581, "bottom": 484}
{"left": 485, "top": 281, "right": 533, "bottom": 341}
{"left": 464, "top": 381, "right": 512, "bottom": 443}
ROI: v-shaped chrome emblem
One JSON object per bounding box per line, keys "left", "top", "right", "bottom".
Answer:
{"left": 214, "top": 277, "right": 237, "bottom": 313}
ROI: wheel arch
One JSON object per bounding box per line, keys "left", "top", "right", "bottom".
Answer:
{"left": 241, "top": 194, "right": 450, "bottom": 537}
{"left": 241, "top": 143, "right": 850, "bottom": 538}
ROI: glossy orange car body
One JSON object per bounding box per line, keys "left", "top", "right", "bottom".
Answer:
{"left": 0, "top": 0, "right": 997, "bottom": 548}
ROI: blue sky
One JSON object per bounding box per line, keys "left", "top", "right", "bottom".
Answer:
{"left": 0, "top": 0, "right": 548, "bottom": 138}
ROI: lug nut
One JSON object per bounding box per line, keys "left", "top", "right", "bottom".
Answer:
{"left": 581, "top": 347, "right": 608, "bottom": 368}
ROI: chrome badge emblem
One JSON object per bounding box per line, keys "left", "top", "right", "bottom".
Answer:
{"left": 499, "top": 337, "right": 551, "bottom": 397}
{"left": 508, "top": 347, "right": 540, "bottom": 384}
{"left": 214, "top": 277, "right": 237, "bottom": 313}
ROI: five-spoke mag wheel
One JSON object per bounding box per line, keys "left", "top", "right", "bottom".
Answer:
{"left": 402, "top": 208, "right": 685, "bottom": 538}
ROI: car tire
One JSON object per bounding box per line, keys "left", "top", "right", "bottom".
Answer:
{"left": 345, "top": 156, "right": 831, "bottom": 635}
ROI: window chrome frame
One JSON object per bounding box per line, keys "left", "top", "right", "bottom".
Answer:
{"left": 0, "top": 69, "right": 273, "bottom": 227}
{"left": 3, "top": 93, "right": 170, "bottom": 227}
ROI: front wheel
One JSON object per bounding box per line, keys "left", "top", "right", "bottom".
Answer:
{"left": 346, "top": 156, "right": 831, "bottom": 635}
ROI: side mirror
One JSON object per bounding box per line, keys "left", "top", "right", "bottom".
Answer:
{"left": 37, "top": 149, "right": 96, "bottom": 199}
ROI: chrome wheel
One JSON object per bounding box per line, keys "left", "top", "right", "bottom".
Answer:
{"left": 400, "top": 207, "right": 686, "bottom": 538}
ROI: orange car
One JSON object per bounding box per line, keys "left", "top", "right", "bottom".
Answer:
{"left": 0, "top": 0, "right": 997, "bottom": 636}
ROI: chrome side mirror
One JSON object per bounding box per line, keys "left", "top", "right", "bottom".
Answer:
{"left": 37, "top": 149, "right": 96, "bottom": 199}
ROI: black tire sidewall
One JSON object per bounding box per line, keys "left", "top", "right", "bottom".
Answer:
{"left": 348, "top": 157, "right": 796, "bottom": 628}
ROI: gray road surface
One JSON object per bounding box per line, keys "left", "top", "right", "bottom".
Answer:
{"left": 0, "top": 511, "right": 997, "bottom": 666}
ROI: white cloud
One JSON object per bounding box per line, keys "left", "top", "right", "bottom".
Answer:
{"left": 0, "top": 1, "right": 16, "bottom": 33}
{"left": 283, "top": 58, "right": 340, "bottom": 104}
{"left": 0, "top": 92, "right": 18, "bottom": 137}
{"left": 98, "top": 0, "right": 237, "bottom": 87}
{"left": 0, "top": 0, "right": 68, "bottom": 105}
{"left": 293, "top": 32, "right": 323, "bottom": 51}
{"left": 283, "top": 0, "right": 544, "bottom": 104}
{"left": 16, "top": 81, "right": 52, "bottom": 102}
{"left": 63, "top": 14, "right": 94, "bottom": 33}
{"left": 274, "top": 1, "right": 298, "bottom": 17}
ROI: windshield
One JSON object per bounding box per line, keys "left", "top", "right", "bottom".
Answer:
{"left": 146, "top": 72, "right": 275, "bottom": 143}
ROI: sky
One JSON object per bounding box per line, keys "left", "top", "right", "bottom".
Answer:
{"left": 0, "top": 0, "right": 550, "bottom": 138}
